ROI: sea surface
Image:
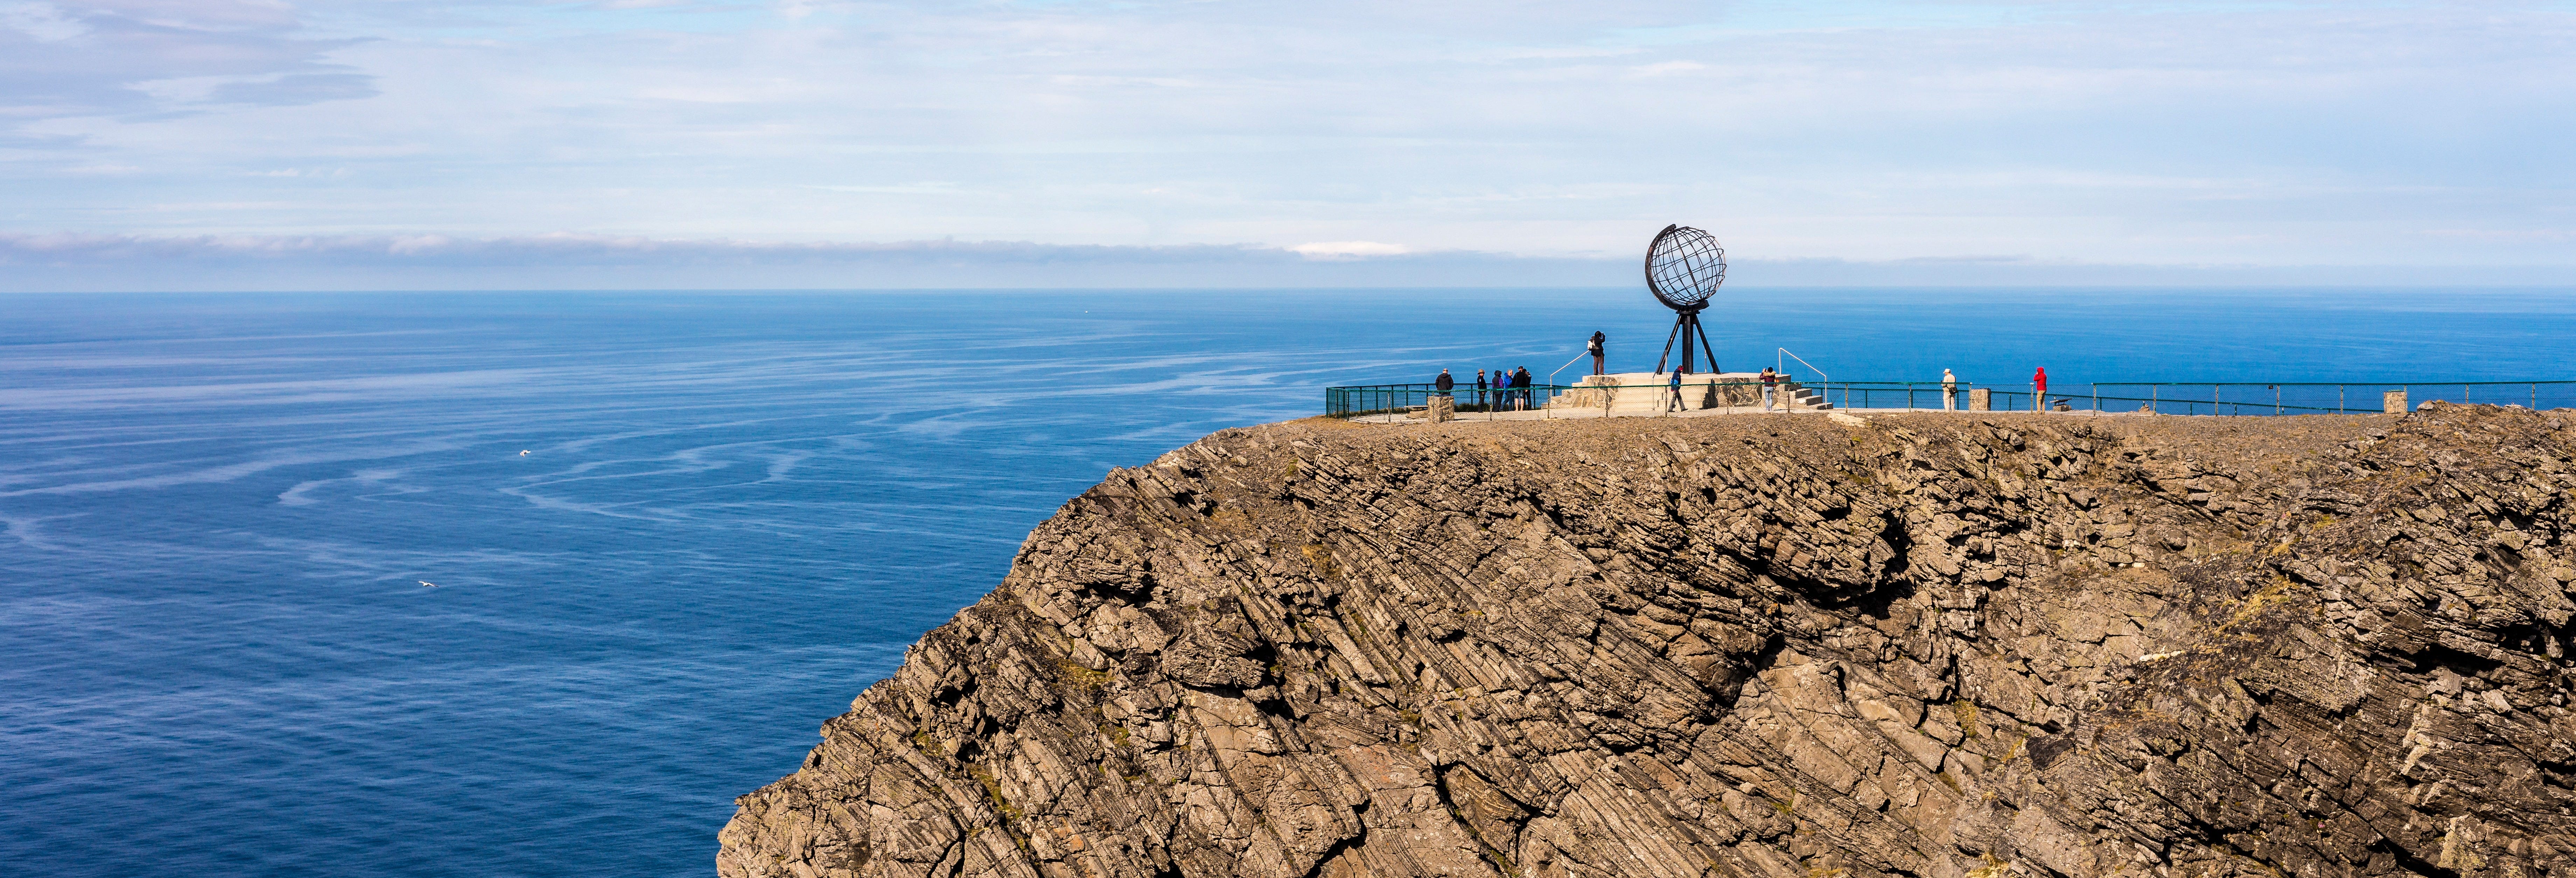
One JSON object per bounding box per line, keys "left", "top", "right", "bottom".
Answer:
{"left": 5, "top": 287, "right": 2574, "bottom": 877}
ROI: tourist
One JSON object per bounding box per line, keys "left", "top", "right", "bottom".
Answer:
{"left": 1588, "top": 331, "right": 1606, "bottom": 376}
{"left": 1665, "top": 368, "right": 1684, "bottom": 414}
{"left": 1514, "top": 366, "right": 1533, "bottom": 410}
{"left": 1760, "top": 367, "right": 1779, "bottom": 412}
{"left": 1474, "top": 369, "right": 1488, "bottom": 410}
{"left": 1942, "top": 368, "right": 1958, "bottom": 411}
{"left": 1435, "top": 368, "right": 1454, "bottom": 400}
{"left": 2032, "top": 366, "right": 2049, "bottom": 412}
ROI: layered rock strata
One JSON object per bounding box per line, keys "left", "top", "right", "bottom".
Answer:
{"left": 721, "top": 404, "right": 2576, "bottom": 878}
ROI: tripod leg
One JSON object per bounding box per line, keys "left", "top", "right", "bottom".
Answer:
{"left": 1679, "top": 315, "right": 1695, "bottom": 374}
{"left": 1695, "top": 317, "right": 1720, "bottom": 375}
{"left": 1653, "top": 319, "right": 1682, "bottom": 375}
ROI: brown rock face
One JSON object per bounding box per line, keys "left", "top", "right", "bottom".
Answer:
{"left": 719, "top": 403, "right": 2576, "bottom": 878}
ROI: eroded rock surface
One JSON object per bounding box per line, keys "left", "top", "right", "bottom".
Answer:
{"left": 721, "top": 403, "right": 2576, "bottom": 878}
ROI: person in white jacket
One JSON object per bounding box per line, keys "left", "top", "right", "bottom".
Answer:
{"left": 1941, "top": 369, "right": 1958, "bottom": 410}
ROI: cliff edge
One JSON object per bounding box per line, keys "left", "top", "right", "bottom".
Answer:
{"left": 721, "top": 404, "right": 2576, "bottom": 878}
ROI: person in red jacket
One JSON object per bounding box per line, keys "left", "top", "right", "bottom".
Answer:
{"left": 2032, "top": 366, "right": 2048, "bottom": 412}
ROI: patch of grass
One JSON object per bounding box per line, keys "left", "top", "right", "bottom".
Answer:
{"left": 969, "top": 767, "right": 1026, "bottom": 823}
{"left": 1301, "top": 544, "right": 1342, "bottom": 579}
{"left": 1953, "top": 701, "right": 1981, "bottom": 739}
{"left": 2221, "top": 577, "right": 2300, "bottom": 631}
{"left": 1057, "top": 659, "right": 1113, "bottom": 690}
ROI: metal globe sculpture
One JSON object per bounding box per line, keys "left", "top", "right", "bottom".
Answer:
{"left": 1643, "top": 224, "right": 1726, "bottom": 375}
{"left": 1645, "top": 224, "right": 1727, "bottom": 311}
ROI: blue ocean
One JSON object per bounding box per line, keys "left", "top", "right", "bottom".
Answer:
{"left": 5, "top": 287, "right": 2573, "bottom": 877}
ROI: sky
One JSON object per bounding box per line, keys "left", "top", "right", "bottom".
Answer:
{"left": 1, "top": 0, "right": 2571, "bottom": 290}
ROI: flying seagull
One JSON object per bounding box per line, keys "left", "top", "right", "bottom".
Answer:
{"left": 419, "top": 581, "right": 438, "bottom": 588}
{"left": 519, "top": 450, "right": 530, "bottom": 456}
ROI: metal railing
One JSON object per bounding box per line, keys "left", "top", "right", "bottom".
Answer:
{"left": 2057, "top": 381, "right": 2576, "bottom": 415}
{"left": 1777, "top": 349, "right": 1826, "bottom": 387}
{"left": 1324, "top": 382, "right": 1576, "bottom": 418}
{"left": 1325, "top": 379, "right": 1998, "bottom": 418}
{"left": 1810, "top": 381, "right": 1964, "bottom": 412}
{"left": 1327, "top": 378, "right": 2576, "bottom": 418}
{"left": 1329, "top": 377, "right": 1836, "bottom": 418}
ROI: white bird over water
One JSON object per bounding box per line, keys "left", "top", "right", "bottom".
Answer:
{"left": 519, "top": 450, "right": 530, "bottom": 456}
{"left": 419, "top": 581, "right": 438, "bottom": 588}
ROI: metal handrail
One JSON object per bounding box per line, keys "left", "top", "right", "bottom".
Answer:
{"left": 1545, "top": 350, "right": 1589, "bottom": 385}
{"left": 2091, "top": 380, "right": 2576, "bottom": 387}
{"left": 1776, "top": 348, "right": 1827, "bottom": 386}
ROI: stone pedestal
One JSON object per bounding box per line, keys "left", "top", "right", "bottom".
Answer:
{"left": 1426, "top": 395, "right": 1455, "bottom": 422}
{"left": 2384, "top": 390, "right": 2407, "bottom": 414}
{"left": 1968, "top": 388, "right": 1991, "bottom": 412}
{"left": 1538, "top": 372, "right": 1828, "bottom": 415}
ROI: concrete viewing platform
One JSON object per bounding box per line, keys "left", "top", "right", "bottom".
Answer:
{"left": 1364, "top": 371, "right": 1860, "bottom": 424}
{"left": 1333, "top": 374, "right": 2468, "bottom": 423}
{"left": 1557, "top": 371, "right": 1837, "bottom": 416}
{"left": 1346, "top": 405, "right": 2123, "bottom": 425}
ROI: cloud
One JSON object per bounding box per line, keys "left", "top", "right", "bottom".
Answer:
{"left": 2, "top": 2, "right": 88, "bottom": 42}
{"left": 0, "top": 233, "right": 2565, "bottom": 292}
{"left": 203, "top": 73, "right": 378, "bottom": 107}
{"left": 1289, "top": 241, "right": 1413, "bottom": 259}
{"left": 0, "top": 233, "right": 1290, "bottom": 266}
{"left": 0, "top": 1, "right": 2569, "bottom": 272}
{"left": 0, "top": 0, "right": 373, "bottom": 131}
{"left": 0, "top": 232, "right": 1618, "bottom": 289}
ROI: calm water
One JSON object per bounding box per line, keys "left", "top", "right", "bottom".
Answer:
{"left": 4, "top": 287, "right": 2572, "bottom": 877}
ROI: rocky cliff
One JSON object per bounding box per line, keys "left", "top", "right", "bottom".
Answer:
{"left": 720, "top": 403, "right": 2576, "bottom": 878}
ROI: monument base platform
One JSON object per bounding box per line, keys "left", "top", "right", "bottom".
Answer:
{"left": 1546, "top": 372, "right": 1834, "bottom": 415}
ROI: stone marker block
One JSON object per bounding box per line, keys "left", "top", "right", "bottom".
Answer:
{"left": 2384, "top": 390, "right": 2406, "bottom": 414}
{"left": 1968, "top": 388, "right": 1991, "bottom": 412}
{"left": 1427, "top": 395, "right": 1455, "bottom": 422}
